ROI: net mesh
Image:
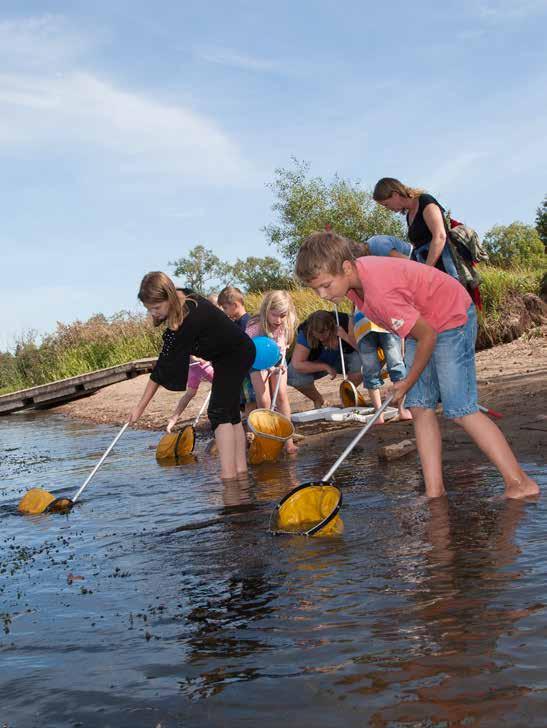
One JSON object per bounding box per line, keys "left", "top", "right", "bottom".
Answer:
{"left": 156, "top": 427, "right": 195, "bottom": 462}
{"left": 274, "top": 483, "right": 344, "bottom": 536}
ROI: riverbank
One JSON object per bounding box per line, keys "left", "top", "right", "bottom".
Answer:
{"left": 51, "top": 329, "right": 547, "bottom": 463}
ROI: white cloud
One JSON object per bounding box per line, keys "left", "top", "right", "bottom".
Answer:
{"left": 468, "top": 0, "right": 547, "bottom": 22}
{"left": 0, "top": 15, "right": 252, "bottom": 184}
{"left": 195, "top": 45, "right": 279, "bottom": 72}
{"left": 0, "top": 14, "right": 94, "bottom": 70}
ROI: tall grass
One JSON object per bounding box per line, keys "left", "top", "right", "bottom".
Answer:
{"left": 0, "top": 266, "right": 543, "bottom": 395}
{"left": 0, "top": 313, "right": 162, "bottom": 395}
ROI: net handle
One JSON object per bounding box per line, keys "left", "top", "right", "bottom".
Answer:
{"left": 72, "top": 423, "right": 129, "bottom": 503}
{"left": 322, "top": 395, "right": 393, "bottom": 482}
{"left": 334, "top": 305, "right": 347, "bottom": 380}
{"left": 271, "top": 352, "right": 286, "bottom": 412}
{"left": 193, "top": 391, "right": 211, "bottom": 428}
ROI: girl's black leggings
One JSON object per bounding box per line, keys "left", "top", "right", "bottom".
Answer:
{"left": 208, "top": 338, "right": 255, "bottom": 431}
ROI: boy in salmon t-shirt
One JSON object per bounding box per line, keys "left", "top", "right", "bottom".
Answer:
{"left": 295, "top": 231, "right": 539, "bottom": 500}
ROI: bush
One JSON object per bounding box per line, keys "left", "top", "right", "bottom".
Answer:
{"left": 483, "top": 222, "right": 546, "bottom": 269}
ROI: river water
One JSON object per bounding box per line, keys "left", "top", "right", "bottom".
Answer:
{"left": 1, "top": 413, "right": 546, "bottom": 727}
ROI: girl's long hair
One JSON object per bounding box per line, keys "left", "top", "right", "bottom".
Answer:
{"left": 372, "top": 177, "right": 425, "bottom": 202}
{"left": 138, "top": 271, "right": 189, "bottom": 330}
{"left": 255, "top": 290, "right": 297, "bottom": 346}
{"left": 305, "top": 310, "right": 337, "bottom": 349}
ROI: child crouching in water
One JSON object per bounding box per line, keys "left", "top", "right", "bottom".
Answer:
{"left": 129, "top": 272, "right": 255, "bottom": 480}
{"left": 245, "top": 290, "right": 298, "bottom": 454}
{"left": 295, "top": 231, "right": 539, "bottom": 500}
{"left": 165, "top": 356, "right": 213, "bottom": 433}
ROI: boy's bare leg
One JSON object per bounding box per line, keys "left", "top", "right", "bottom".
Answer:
{"left": 411, "top": 407, "right": 445, "bottom": 498}
{"left": 215, "top": 423, "right": 237, "bottom": 480}
{"left": 368, "top": 388, "right": 385, "bottom": 424}
{"left": 233, "top": 422, "right": 248, "bottom": 476}
{"left": 398, "top": 397, "right": 413, "bottom": 420}
{"left": 454, "top": 412, "right": 539, "bottom": 498}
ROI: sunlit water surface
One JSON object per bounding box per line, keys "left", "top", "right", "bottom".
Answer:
{"left": 1, "top": 412, "right": 546, "bottom": 727}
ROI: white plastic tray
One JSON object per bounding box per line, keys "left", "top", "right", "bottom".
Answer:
{"left": 325, "top": 406, "right": 397, "bottom": 423}
{"left": 291, "top": 407, "right": 342, "bottom": 423}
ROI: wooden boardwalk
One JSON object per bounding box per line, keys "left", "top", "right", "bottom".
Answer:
{"left": 0, "top": 358, "right": 156, "bottom": 415}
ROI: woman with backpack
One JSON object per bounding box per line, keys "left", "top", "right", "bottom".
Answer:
{"left": 372, "top": 177, "right": 461, "bottom": 281}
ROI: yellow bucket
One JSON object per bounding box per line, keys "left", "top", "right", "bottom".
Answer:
{"left": 270, "top": 482, "right": 344, "bottom": 537}
{"left": 156, "top": 426, "right": 195, "bottom": 463}
{"left": 340, "top": 380, "right": 366, "bottom": 408}
{"left": 247, "top": 408, "right": 295, "bottom": 465}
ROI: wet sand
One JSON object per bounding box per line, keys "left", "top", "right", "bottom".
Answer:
{"left": 52, "top": 330, "right": 547, "bottom": 463}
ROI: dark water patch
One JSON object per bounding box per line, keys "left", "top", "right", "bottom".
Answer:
{"left": 1, "top": 414, "right": 546, "bottom": 727}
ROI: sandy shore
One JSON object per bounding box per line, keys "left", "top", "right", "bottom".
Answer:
{"left": 51, "top": 330, "right": 547, "bottom": 464}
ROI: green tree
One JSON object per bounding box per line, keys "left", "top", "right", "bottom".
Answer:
{"left": 535, "top": 195, "right": 547, "bottom": 251}
{"left": 263, "top": 158, "right": 405, "bottom": 262}
{"left": 230, "top": 256, "right": 296, "bottom": 293}
{"left": 483, "top": 222, "right": 546, "bottom": 269}
{"left": 170, "top": 245, "right": 231, "bottom": 293}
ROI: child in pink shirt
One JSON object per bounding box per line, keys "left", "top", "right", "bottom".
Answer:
{"left": 295, "top": 231, "right": 539, "bottom": 500}
{"left": 166, "top": 356, "right": 214, "bottom": 433}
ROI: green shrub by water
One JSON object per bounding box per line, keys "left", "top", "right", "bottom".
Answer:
{"left": 0, "top": 266, "right": 543, "bottom": 395}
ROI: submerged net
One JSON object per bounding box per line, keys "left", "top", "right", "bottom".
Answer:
{"left": 271, "top": 482, "right": 344, "bottom": 537}
{"left": 156, "top": 427, "right": 195, "bottom": 462}
{"left": 17, "top": 487, "right": 56, "bottom": 515}
{"left": 247, "top": 409, "right": 295, "bottom": 465}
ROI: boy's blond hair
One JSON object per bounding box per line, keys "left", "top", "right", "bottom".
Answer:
{"left": 217, "top": 285, "right": 245, "bottom": 307}
{"left": 295, "top": 231, "right": 356, "bottom": 283}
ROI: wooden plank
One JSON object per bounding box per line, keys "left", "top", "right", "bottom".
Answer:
{"left": 0, "top": 358, "right": 158, "bottom": 414}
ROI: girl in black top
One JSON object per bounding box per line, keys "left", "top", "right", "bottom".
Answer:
{"left": 129, "top": 271, "right": 256, "bottom": 480}
{"left": 372, "top": 177, "right": 460, "bottom": 280}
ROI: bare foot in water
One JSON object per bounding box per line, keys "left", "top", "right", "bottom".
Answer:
{"left": 285, "top": 440, "right": 299, "bottom": 455}
{"left": 505, "top": 475, "right": 540, "bottom": 499}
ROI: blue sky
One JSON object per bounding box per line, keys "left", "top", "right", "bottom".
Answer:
{"left": 1, "top": 0, "right": 546, "bottom": 349}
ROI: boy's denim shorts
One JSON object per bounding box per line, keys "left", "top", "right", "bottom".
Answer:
{"left": 404, "top": 305, "right": 479, "bottom": 419}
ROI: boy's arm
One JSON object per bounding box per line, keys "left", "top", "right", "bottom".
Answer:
{"left": 391, "top": 318, "right": 436, "bottom": 403}
{"left": 166, "top": 389, "right": 196, "bottom": 432}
